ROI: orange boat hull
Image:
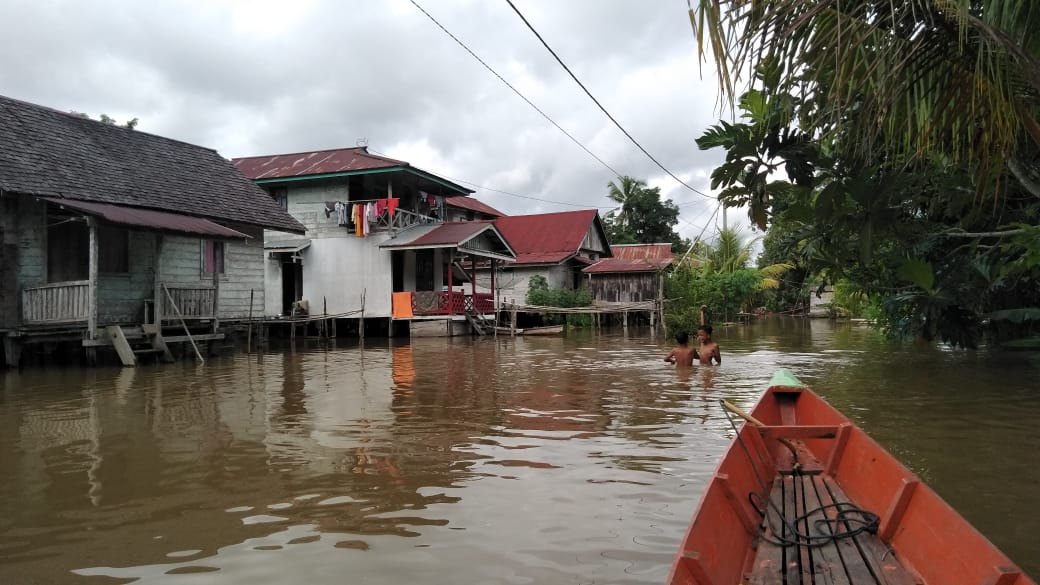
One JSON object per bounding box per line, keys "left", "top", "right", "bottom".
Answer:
{"left": 668, "top": 370, "right": 1034, "bottom": 585}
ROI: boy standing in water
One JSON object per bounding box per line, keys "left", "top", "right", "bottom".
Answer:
{"left": 696, "top": 325, "right": 721, "bottom": 365}
{"left": 663, "top": 332, "right": 696, "bottom": 366}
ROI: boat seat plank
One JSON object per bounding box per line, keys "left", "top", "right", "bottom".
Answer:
{"left": 821, "top": 477, "right": 919, "bottom": 585}
{"left": 747, "top": 478, "right": 787, "bottom": 585}
{"left": 747, "top": 473, "right": 920, "bottom": 585}
{"left": 809, "top": 474, "right": 880, "bottom": 584}
{"left": 800, "top": 473, "right": 850, "bottom": 585}
{"left": 788, "top": 475, "right": 813, "bottom": 585}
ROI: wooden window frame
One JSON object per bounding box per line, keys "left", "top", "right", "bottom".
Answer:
{"left": 202, "top": 239, "right": 226, "bottom": 276}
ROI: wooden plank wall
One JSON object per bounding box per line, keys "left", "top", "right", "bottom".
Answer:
{"left": 0, "top": 196, "right": 21, "bottom": 328}
{"left": 589, "top": 273, "right": 658, "bottom": 303}
{"left": 97, "top": 231, "right": 156, "bottom": 324}
{"left": 160, "top": 225, "right": 265, "bottom": 321}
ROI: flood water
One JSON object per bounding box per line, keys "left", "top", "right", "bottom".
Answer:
{"left": 1, "top": 318, "right": 1038, "bottom": 584}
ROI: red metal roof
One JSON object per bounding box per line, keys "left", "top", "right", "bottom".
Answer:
{"left": 232, "top": 147, "right": 407, "bottom": 180}
{"left": 42, "top": 197, "right": 250, "bottom": 239}
{"left": 583, "top": 243, "right": 673, "bottom": 273}
{"left": 493, "top": 210, "right": 606, "bottom": 265}
{"left": 445, "top": 196, "right": 506, "bottom": 218}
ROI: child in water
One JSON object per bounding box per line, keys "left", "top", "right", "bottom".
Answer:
{"left": 696, "top": 325, "right": 721, "bottom": 365}
{"left": 663, "top": 332, "right": 697, "bottom": 367}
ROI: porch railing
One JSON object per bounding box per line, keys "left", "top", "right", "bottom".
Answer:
{"left": 411, "top": 291, "right": 495, "bottom": 316}
{"left": 161, "top": 284, "right": 216, "bottom": 320}
{"left": 376, "top": 208, "right": 437, "bottom": 234}
{"left": 21, "top": 280, "right": 91, "bottom": 324}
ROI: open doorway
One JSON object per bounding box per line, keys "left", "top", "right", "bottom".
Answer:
{"left": 280, "top": 261, "right": 302, "bottom": 316}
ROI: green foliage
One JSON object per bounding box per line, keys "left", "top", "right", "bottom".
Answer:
{"left": 688, "top": 0, "right": 1040, "bottom": 347}
{"left": 603, "top": 176, "right": 686, "bottom": 252}
{"left": 525, "top": 276, "right": 592, "bottom": 326}
{"left": 664, "top": 265, "right": 762, "bottom": 330}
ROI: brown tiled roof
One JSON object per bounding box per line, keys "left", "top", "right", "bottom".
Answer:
{"left": 583, "top": 243, "right": 673, "bottom": 273}
{"left": 0, "top": 94, "right": 305, "bottom": 234}
{"left": 493, "top": 210, "right": 609, "bottom": 265}
{"left": 445, "top": 195, "right": 506, "bottom": 218}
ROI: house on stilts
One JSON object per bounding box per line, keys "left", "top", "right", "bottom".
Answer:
{"left": 231, "top": 147, "right": 516, "bottom": 337}
{"left": 0, "top": 94, "right": 305, "bottom": 368}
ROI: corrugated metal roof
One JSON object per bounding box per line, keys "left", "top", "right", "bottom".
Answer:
{"left": 493, "top": 210, "right": 608, "bottom": 265}
{"left": 233, "top": 147, "right": 407, "bottom": 180}
{"left": 42, "top": 197, "right": 250, "bottom": 238}
{"left": 445, "top": 196, "right": 506, "bottom": 218}
{"left": 265, "top": 238, "right": 311, "bottom": 253}
{"left": 380, "top": 221, "right": 515, "bottom": 260}
{"left": 0, "top": 94, "right": 305, "bottom": 234}
{"left": 583, "top": 243, "right": 674, "bottom": 273}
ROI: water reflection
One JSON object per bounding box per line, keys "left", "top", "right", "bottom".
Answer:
{"left": 0, "top": 319, "right": 1037, "bottom": 584}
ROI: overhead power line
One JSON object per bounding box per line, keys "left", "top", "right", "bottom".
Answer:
{"left": 504, "top": 0, "right": 714, "bottom": 200}
{"left": 408, "top": 0, "right": 623, "bottom": 179}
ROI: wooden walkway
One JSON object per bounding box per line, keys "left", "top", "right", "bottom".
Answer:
{"left": 750, "top": 472, "right": 916, "bottom": 585}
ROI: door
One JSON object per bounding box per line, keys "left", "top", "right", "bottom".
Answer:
{"left": 281, "top": 261, "right": 302, "bottom": 316}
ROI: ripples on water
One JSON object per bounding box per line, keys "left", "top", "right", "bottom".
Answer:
{"left": 1, "top": 318, "right": 1038, "bottom": 584}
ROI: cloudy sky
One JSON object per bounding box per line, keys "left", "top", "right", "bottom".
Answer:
{"left": 0, "top": 0, "right": 750, "bottom": 242}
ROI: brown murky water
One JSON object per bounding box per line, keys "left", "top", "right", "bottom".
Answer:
{"left": 1, "top": 318, "right": 1038, "bottom": 584}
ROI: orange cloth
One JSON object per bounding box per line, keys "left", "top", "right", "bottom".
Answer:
{"left": 392, "top": 292, "right": 414, "bottom": 318}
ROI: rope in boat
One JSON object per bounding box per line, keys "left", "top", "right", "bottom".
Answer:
{"left": 719, "top": 399, "right": 880, "bottom": 548}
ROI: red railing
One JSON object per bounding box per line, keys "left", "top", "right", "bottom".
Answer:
{"left": 411, "top": 291, "right": 495, "bottom": 315}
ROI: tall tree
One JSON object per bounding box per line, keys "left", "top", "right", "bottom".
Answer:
{"left": 689, "top": 0, "right": 1040, "bottom": 199}
{"left": 602, "top": 176, "right": 688, "bottom": 251}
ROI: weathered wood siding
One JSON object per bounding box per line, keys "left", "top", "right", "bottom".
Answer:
{"left": 588, "top": 273, "right": 659, "bottom": 303}
{"left": 0, "top": 196, "right": 23, "bottom": 328}
{"left": 96, "top": 231, "right": 156, "bottom": 324}
{"left": 13, "top": 198, "right": 45, "bottom": 288}
{"left": 160, "top": 225, "right": 265, "bottom": 321}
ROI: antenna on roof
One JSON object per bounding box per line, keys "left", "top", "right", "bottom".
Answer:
{"left": 356, "top": 137, "right": 369, "bottom": 147}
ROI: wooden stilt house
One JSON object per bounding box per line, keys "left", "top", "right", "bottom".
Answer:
{"left": 0, "top": 94, "right": 305, "bottom": 367}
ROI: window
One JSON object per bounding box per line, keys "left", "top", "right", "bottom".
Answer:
{"left": 99, "top": 224, "right": 129, "bottom": 273}
{"left": 202, "top": 240, "right": 225, "bottom": 275}
{"left": 47, "top": 218, "right": 88, "bottom": 282}
{"left": 271, "top": 187, "right": 288, "bottom": 210}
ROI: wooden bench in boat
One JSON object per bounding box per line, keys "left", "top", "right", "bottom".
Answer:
{"left": 750, "top": 472, "right": 917, "bottom": 585}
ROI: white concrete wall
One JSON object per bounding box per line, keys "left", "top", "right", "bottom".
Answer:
{"left": 299, "top": 233, "right": 393, "bottom": 318}
{"left": 496, "top": 265, "right": 573, "bottom": 306}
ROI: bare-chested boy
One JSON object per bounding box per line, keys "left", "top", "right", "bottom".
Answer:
{"left": 663, "top": 331, "right": 696, "bottom": 367}
{"left": 696, "top": 325, "right": 721, "bottom": 365}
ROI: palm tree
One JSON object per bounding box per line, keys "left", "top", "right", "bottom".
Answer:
{"left": 605, "top": 176, "right": 646, "bottom": 228}
{"left": 688, "top": 0, "right": 1040, "bottom": 198}
{"left": 704, "top": 227, "right": 756, "bottom": 274}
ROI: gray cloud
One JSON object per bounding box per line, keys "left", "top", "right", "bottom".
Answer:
{"left": 0, "top": 0, "right": 749, "bottom": 240}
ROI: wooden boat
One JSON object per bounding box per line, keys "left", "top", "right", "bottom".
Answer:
{"left": 668, "top": 369, "right": 1034, "bottom": 585}
{"left": 494, "top": 324, "right": 564, "bottom": 336}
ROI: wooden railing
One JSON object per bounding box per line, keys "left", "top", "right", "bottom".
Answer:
{"left": 161, "top": 284, "right": 215, "bottom": 320}
{"left": 21, "top": 281, "right": 91, "bottom": 324}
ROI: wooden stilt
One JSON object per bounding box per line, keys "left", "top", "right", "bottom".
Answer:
{"left": 3, "top": 335, "right": 22, "bottom": 368}
{"left": 247, "top": 289, "right": 254, "bottom": 352}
